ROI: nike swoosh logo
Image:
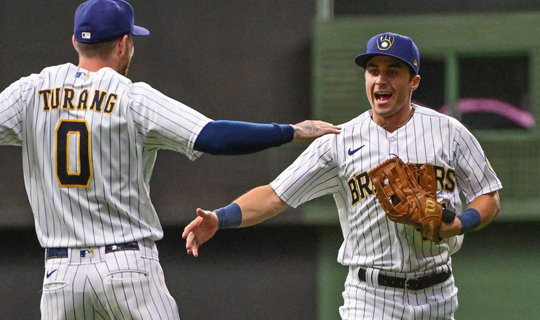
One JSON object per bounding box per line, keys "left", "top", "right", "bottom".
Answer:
{"left": 348, "top": 145, "right": 365, "bottom": 156}
{"left": 46, "top": 269, "right": 57, "bottom": 278}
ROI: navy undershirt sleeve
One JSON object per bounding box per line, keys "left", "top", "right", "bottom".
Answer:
{"left": 193, "top": 120, "right": 295, "bottom": 155}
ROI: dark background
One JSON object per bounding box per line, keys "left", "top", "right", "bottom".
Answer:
{"left": 0, "top": 0, "right": 316, "bottom": 226}
{"left": 1, "top": 1, "right": 540, "bottom": 319}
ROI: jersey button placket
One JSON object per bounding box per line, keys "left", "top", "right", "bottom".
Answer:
{"left": 388, "top": 134, "right": 398, "bottom": 155}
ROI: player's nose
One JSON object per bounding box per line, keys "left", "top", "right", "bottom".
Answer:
{"left": 374, "top": 74, "right": 388, "bottom": 86}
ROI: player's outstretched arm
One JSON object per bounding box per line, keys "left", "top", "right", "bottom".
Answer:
{"left": 183, "top": 185, "right": 288, "bottom": 257}
{"left": 193, "top": 120, "right": 340, "bottom": 155}
{"left": 291, "top": 120, "right": 341, "bottom": 142}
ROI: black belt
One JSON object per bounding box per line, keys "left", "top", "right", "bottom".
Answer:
{"left": 46, "top": 242, "right": 139, "bottom": 260}
{"left": 359, "top": 268, "right": 451, "bottom": 291}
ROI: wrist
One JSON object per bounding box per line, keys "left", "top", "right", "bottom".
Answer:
{"left": 442, "top": 208, "right": 457, "bottom": 223}
{"left": 281, "top": 124, "right": 295, "bottom": 143}
{"left": 457, "top": 208, "right": 481, "bottom": 234}
{"left": 439, "top": 208, "right": 461, "bottom": 238}
{"left": 215, "top": 202, "right": 242, "bottom": 229}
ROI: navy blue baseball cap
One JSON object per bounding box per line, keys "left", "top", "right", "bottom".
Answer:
{"left": 354, "top": 32, "right": 420, "bottom": 74}
{"left": 74, "top": 0, "right": 150, "bottom": 44}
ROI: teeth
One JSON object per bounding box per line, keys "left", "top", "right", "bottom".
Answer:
{"left": 375, "top": 92, "right": 392, "bottom": 101}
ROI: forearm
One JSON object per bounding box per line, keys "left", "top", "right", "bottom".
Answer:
{"left": 194, "top": 120, "right": 341, "bottom": 155}
{"left": 440, "top": 191, "right": 500, "bottom": 237}
{"left": 215, "top": 185, "right": 288, "bottom": 229}
{"left": 194, "top": 121, "right": 294, "bottom": 155}
{"left": 235, "top": 185, "right": 289, "bottom": 227}
{"left": 465, "top": 191, "right": 500, "bottom": 230}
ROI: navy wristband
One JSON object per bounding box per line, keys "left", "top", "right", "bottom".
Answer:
{"left": 457, "top": 208, "right": 481, "bottom": 234}
{"left": 215, "top": 202, "right": 242, "bottom": 229}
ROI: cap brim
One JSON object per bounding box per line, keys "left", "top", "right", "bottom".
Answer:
{"left": 132, "top": 25, "right": 150, "bottom": 37}
{"left": 354, "top": 52, "right": 418, "bottom": 74}
{"left": 354, "top": 53, "right": 377, "bottom": 68}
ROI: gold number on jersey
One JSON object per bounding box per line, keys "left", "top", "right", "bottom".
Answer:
{"left": 55, "top": 120, "right": 92, "bottom": 187}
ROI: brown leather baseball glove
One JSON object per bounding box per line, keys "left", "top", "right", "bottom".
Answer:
{"left": 368, "top": 155, "right": 443, "bottom": 243}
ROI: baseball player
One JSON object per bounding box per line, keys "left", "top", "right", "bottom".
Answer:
{"left": 0, "top": 0, "right": 340, "bottom": 319}
{"left": 183, "top": 32, "right": 502, "bottom": 319}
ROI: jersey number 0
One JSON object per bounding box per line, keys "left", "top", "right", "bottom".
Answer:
{"left": 56, "top": 119, "right": 92, "bottom": 188}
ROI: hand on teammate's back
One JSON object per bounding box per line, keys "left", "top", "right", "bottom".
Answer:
{"left": 291, "top": 120, "right": 341, "bottom": 142}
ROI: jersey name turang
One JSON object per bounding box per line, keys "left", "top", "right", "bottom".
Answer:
{"left": 38, "top": 87, "right": 118, "bottom": 113}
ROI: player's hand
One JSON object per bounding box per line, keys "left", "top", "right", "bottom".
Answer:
{"left": 439, "top": 216, "right": 463, "bottom": 238}
{"left": 182, "top": 208, "right": 219, "bottom": 257}
{"left": 291, "top": 120, "right": 341, "bottom": 142}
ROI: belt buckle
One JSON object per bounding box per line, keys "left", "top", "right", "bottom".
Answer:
{"left": 404, "top": 276, "right": 420, "bottom": 290}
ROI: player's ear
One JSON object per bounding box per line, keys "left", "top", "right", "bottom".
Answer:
{"left": 117, "top": 35, "right": 131, "bottom": 55}
{"left": 411, "top": 75, "right": 421, "bottom": 91}
{"left": 72, "top": 35, "right": 77, "bottom": 51}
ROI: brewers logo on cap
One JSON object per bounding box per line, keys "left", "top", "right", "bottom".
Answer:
{"left": 354, "top": 32, "right": 420, "bottom": 74}
{"left": 377, "top": 35, "right": 395, "bottom": 51}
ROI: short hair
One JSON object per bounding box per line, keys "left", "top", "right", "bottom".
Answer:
{"left": 74, "top": 37, "right": 120, "bottom": 60}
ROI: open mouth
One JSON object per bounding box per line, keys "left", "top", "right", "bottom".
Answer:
{"left": 375, "top": 92, "right": 392, "bottom": 102}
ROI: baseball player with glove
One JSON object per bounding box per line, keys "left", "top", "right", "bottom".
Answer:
{"left": 0, "top": 0, "right": 340, "bottom": 319}
{"left": 183, "top": 32, "right": 502, "bottom": 319}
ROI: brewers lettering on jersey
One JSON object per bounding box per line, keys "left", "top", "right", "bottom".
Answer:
{"left": 0, "top": 1, "right": 340, "bottom": 319}
{"left": 183, "top": 32, "right": 502, "bottom": 320}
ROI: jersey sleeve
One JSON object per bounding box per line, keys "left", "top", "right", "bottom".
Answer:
{"left": 270, "top": 135, "right": 340, "bottom": 208}
{"left": 0, "top": 78, "right": 26, "bottom": 146}
{"left": 453, "top": 124, "right": 503, "bottom": 203}
{"left": 126, "top": 83, "right": 211, "bottom": 161}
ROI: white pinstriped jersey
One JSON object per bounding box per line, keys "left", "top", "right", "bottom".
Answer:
{"left": 271, "top": 104, "right": 502, "bottom": 274}
{"left": 0, "top": 63, "right": 211, "bottom": 248}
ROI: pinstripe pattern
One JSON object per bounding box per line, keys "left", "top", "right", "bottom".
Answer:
{"left": 0, "top": 63, "right": 211, "bottom": 248}
{"left": 41, "top": 240, "right": 179, "bottom": 320}
{"left": 271, "top": 105, "right": 502, "bottom": 319}
{"left": 340, "top": 266, "right": 458, "bottom": 320}
{"left": 0, "top": 63, "right": 212, "bottom": 319}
